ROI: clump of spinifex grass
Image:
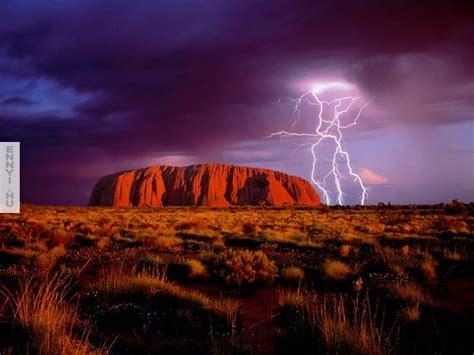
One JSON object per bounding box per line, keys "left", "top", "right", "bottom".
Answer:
{"left": 94, "top": 266, "right": 241, "bottom": 327}
{"left": 281, "top": 266, "right": 305, "bottom": 283}
{"left": 374, "top": 245, "right": 439, "bottom": 281}
{"left": 137, "top": 255, "right": 207, "bottom": 280}
{"left": 278, "top": 290, "right": 398, "bottom": 355}
{"left": 385, "top": 280, "right": 427, "bottom": 304}
{"left": 323, "top": 259, "right": 353, "bottom": 281}
{"left": 401, "top": 304, "right": 421, "bottom": 322}
{"left": 443, "top": 246, "right": 465, "bottom": 261}
{"left": 0, "top": 244, "right": 66, "bottom": 274}
{"left": 86, "top": 266, "right": 242, "bottom": 353}
{"left": 339, "top": 244, "right": 351, "bottom": 257}
{"left": 1, "top": 274, "right": 106, "bottom": 355}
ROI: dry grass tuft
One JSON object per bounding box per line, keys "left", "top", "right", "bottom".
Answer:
{"left": 241, "top": 222, "right": 261, "bottom": 235}
{"left": 281, "top": 266, "right": 305, "bottom": 282}
{"left": 138, "top": 256, "right": 207, "bottom": 279}
{"left": 314, "top": 295, "right": 397, "bottom": 354}
{"left": 186, "top": 259, "right": 207, "bottom": 278}
{"left": 1, "top": 275, "right": 105, "bottom": 354}
{"left": 420, "top": 257, "right": 437, "bottom": 282}
{"left": 213, "top": 298, "right": 242, "bottom": 340}
{"left": 401, "top": 245, "right": 410, "bottom": 258}
{"left": 36, "top": 245, "right": 67, "bottom": 273}
{"left": 279, "top": 291, "right": 398, "bottom": 355}
{"left": 277, "top": 287, "right": 305, "bottom": 309}
{"left": 96, "top": 266, "right": 238, "bottom": 319}
{"left": 323, "top": 259, "right": 352, "bottom": 280}
{"left": 385, "top": 280, "right": 430, "bottom": 306}
{"left": 401, "top": 304, "right": 421, "bottom": 322}
{"left": 96, "top": 265, "right": 168, "bottom": 298}
{"left": 339, "top": 244, "right": 351, "bottom": 257}
{"left": 96, "top": 237, "right": 111, "bottom": 250}
{"left": 154, "top": 236, "right": 183, "bottom": 250}
{"left": 443, "top": 246, "right": 465, "bottom": 261}
{"left": 198, "top": 249, "right": 218, "bottom": 263}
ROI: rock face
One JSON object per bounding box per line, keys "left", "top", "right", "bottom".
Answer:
{"left": 89, "top": 164, "right": 320, "bottom": 207}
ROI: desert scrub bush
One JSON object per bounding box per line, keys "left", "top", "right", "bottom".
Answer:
{"left": 374, "top": 246, "right": 434, "bottom": 279}
{"left": 323, "top": 259, "right": 352, "bottom": 280}
{"left": 186, "top": 259, "right": 207, "bottom": 278}
{"left": 175, "top": 220, "right": 206, "bottom": 231}
{"left": 7, "top": 222, "right": 57, "bottom": 246}
{"left": 111, "top": 234, "right": 140, "bottom": 247}
{"left": 138, "top": 256, "right": 207, "bottom": 280}
{"left": 384, "top": 280, "right": 431, "bottom": 306}
{"left": 212, "top": 298, "right": 243, "bottom": 342}
{"left": 136, "top": 255, "right": 166, "bottom": 271}
{"left": 88, "top": 267, "right": 241, "bottom": 340}
{"left": 339, "top": 244, "right": 351, "bottom": 257}
{"left": 76, "top": 224, "right": 101, "bottom": 239}
{"left": 0, "top": 247, "right": 39, "bottom": 265}
{"left": 0, "top": 244, "right": 66, "bottom": 274}
{"left": 165, "top": 258, "right": 207, "bottom": 280}
{"left": 49, "top": 229, "right": 74, "bottom": 247}
{"left": 98, "top": 222, "right": 119, "bottom": 238}
{"left": 154, "top": 236, "right": 183, "bottom": 250}
{"left": 214, "top": 249, "right": 278, "bottom": 288}
{"left": 401, "top": 304, "right": 421, "bottom": 322}
{"left": 281, "top": 266, "right": 305, "bottom": 283}
{"left": 0, "top": 275, "right": 105, "bottom": 354}
{"left": 401, "top": 245, "right": 410, "bottom": 258}
{"left": 277, "top": 288, "right": 305, "bottom": 309}
{"left": 95, "top": 267, "right": 236, "bottom": 316}
{"left": 36, "top": 245, "right": 67, "bottom": 274}
{"left": 211, "top": 236, "right": 226, "bottom": 249}
{"left": 95, "top": 267, "right": 185, "bottom": 300}
{"left": 263, "top": 229, "right": 311, "bottom": 247}
{"left": 96, "top": 236, "right": 111, "bottom": 250}
{"left": 278, "top": 292, "right": 398, "bottom": 355}
{"left": 443, "top": 246, "right": 465, "bottom": 261}
{"left": 198, "top": 248, "right": 218, "bottom": 263}
{"left": 412, "top": 257, "right": 434, "bottom": 282}
{"left": 420, "top": 255, "right": 437, "bottom": 282}
{"left": 444, "top": 199, "right": 468, "bottom": 215}
{"left": 75, "top": 234, "right": 99, "bottom": 247}
{"left": 241, "top": 222, "right": 261, "bottom": 235}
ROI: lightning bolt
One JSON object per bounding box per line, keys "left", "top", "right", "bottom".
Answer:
{"left": 268, "top": 86, "right": 372, "bottom": 205}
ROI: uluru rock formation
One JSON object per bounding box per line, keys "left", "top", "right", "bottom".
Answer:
{"left": 89, "top": 164, "right": 320, "bottom": 207}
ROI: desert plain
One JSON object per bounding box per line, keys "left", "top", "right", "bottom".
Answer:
{"left": 0, "top": 202, "right": 473, "bottom": 354}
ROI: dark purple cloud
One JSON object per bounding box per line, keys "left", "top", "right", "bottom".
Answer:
{"left": 0, "top": 0, "right": 473, "bottom": 204}
{"left": 1, "top": 96, "right": 35, "bottom": 106}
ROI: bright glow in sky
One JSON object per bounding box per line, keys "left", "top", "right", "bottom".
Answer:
{"left": 310, "top": 81, "right": 355, "bottom": 94}
{"left": 0, "top": 1, "right": 472, "bottom": 205}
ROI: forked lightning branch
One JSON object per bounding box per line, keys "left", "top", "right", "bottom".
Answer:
{"left": 269, "top": 83, "right": 371, "bottom": 205}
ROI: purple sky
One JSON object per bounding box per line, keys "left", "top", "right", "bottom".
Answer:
{"left": 0, "top": 0, "right": 473, "bottom": 205}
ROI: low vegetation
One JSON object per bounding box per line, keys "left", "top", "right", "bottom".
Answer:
{"left": 1, "top": 274, "right": 106, "bottom": 354}
{"left": 281, "top": 266, "right": 305, "bottom": 283}
{"left": 213, "top": 249, "right": 278, "bottom": 289}
{"left": 324, "top": 259, "right": 353, "bottom": 280}
{"left": 278, "top": 290, "right": 398, "bottom": 354}
{"left": 0, "top": 202, "right": 472, "bottom": 353}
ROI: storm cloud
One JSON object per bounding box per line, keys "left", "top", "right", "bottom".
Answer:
{"left": 0, "top": 0, "right": 473, "bottom": 204}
